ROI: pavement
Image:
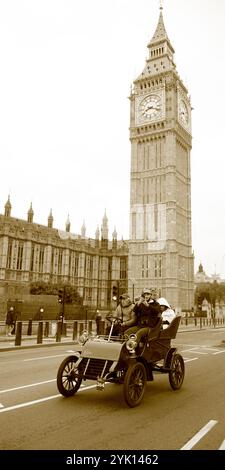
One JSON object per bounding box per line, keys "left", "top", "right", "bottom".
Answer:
{"left": 0, "top": 333, "right": 77, "bottom": 352}
{"left": 1, "top": 323, "right": 224, "bottom": 352}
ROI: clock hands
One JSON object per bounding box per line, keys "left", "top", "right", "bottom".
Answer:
{"left": 142, "top": 103, "right": 160, "bottom": 115}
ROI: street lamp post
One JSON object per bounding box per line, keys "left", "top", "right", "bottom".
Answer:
{"left": 130, "top": 278, "right": 136, "bottom": 303}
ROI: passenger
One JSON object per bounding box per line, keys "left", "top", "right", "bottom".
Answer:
{"left": 149, "top": 287, "right": 159, "bottom": 305}
{"left": 106, "top": 293, "right": 135, "bottom": 336}
{"left": 122, "top": 288, "right": 161, "bottom": 344}
{"left": 157, "top": 297, "right": 176, "bottom": 329}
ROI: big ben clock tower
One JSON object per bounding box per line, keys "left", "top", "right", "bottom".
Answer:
{"left": 128, "top": 5, "right": 194, "bottom": 311}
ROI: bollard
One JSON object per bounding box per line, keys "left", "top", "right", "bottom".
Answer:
{"left": 37, "top": 321, "right": 43, "bottom": 344}
{"left": 44, "top": 321, "right": 49, "bottom": 337}
{"left": 194, "top": 318, "right": 197, "bottom": 327}
{"left": 99, "top": 319, "right": 105, "bottom": 335}
{"left": 56, "top": 321, "right": 62, "bottom": 342}
{"left": 79, "top": 322, "right": 84, "bottom": 338}
{"left": 200, "top": 317, "right": 202, "bottom": 329}
{"left": 15, "top": 321, "right": 22, "bottom": 346}
{"left": 62, "top": 322, "right": 67, "bottom": 337}
{"left": 88, "top": 320, "right": 93, "bottom": 335}
{"left": 73, "top": 321, "right": 78, "bottom": 341}
{"left": 27, "top": 319, "right": 32, "bottom": 336}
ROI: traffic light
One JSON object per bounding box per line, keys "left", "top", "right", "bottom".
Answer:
{"left": 58, "top": 288, "right": 64, "bottom": 304}
{"left": 112, "top": 285, "right": 118, "bottom": 301}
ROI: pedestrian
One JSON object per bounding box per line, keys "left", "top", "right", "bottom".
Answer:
{"left": 95, "top": 310, "right": 102, "bottom": 335}
{"left": 11, "top": 310, "right": 17, "bottom": 335}
{"left": 5, "top": 306, "right": 15, "bottom": 336}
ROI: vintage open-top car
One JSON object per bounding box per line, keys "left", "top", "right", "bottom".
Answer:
{"left": 56, "top": 315, "right": 185, "bottom": 407}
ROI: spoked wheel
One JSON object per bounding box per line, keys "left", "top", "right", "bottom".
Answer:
{"left": 169, "top": 353, "right": 185, "bottom": 390}
{"left": 123, "top": 362, "right": 147, "bottom": 407}
{"left": 57, "top": 355, "right": 82, "bottom": 397}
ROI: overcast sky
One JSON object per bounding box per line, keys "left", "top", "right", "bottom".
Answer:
{"left": 0, "top": 0, "right": 225, "bottom": 278}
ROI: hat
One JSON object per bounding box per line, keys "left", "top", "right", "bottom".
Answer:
{"left": 9, "top": 306, "right": 14, "bottom": 311}
{"left": 158, "top": 297, "right": 171, "bottom": 309}
{"left": 150, "top": 287, "right": 158, "bottom": 294}
{"left": 119, "top": 293, "right": 130, "bottom": 300}
{"left": 142, "top": 288, "right": 151, "bottom": 295}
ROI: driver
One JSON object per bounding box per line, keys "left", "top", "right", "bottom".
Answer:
{"left": 106, "top": 293, "right": 135, "bottom": 336}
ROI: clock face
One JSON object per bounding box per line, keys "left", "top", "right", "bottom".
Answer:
{"left": 179, "top": 99, "right": 189, "bottom": 125}
{"left": 138, "top": 94, "right": 162, "bottom": 122}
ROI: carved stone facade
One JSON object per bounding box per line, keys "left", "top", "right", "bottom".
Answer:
{"left": 0, "top": 203, "right": 128, "bottom": 312}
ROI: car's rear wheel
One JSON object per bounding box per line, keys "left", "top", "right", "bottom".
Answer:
{"left": 169, "top": 353, "right": 185, "bottom": 390}
{"left": 123, "top": 362, "right": 147, "bottom": 407}
{"left": 57, "top": 355, "right": 82, "bottom": 397}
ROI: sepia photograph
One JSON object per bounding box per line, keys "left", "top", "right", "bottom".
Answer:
{"left": 0, "top": 0, "right": 225, "bottom": 462}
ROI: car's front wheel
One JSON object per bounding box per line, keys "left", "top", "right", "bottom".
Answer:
{"left": 123, "top": 362, "right": 147, "bottom": 407}
{"left": 57, "top": 355, "right": 82, "bottom": 397}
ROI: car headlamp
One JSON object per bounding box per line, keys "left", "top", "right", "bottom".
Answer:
{"left": 126, "top": 334, "right": 137, "bottom": 353}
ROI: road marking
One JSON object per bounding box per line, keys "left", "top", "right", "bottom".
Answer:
{"left": 180, "top": 420, "right": 218, "bottom": 450}
{"left": 183, "top": 358, "right": 198, "bottom": 363}
{"left": 213, "top": 350, "right": 225, "bottom": 355}
{"left": 0, "top": 379, "right": 56, "bottom": 394}
{"left": 23, "top": 354, "right": 67, "bottom": 361}
{"left": 0, "top": 384, "right": 97, "bottom": 413}
{"left": 181, "top": 348, "right": 208, "bottom": 355}
{"left": 0, "top": 403, "right": 4, "bottom": 408}
{"left": 219, "top": 440, "right": 225, "bottom": 450}
{"left": 0, "top": 379, "right": 87, "bottom": 394}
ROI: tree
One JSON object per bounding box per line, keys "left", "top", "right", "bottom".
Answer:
{"left": 195, "top": 281, "right": 225, "bottom": 315}
{"left": 30, "top": 282, "right": 83, "bottom": 305}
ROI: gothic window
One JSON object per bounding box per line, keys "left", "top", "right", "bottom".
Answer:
{"left": 6, "top": 239, "right": 12, "bottom": 269}
{"left": 74, "top": 254, "right": 79, "bottom": 277}
{"left": 58, "top": 249, "right": 63, "bottom": 275}
{"left": 154, "top": 255, "right": 162, "bottom": 278}
{"left": 141, "top": 255, "right": 145, "bottom": 278}
{"left": 17, "top": 242, "right": 24, "bottom": 270}
{"left": 39, "top": 245, "right": 44, "bottom": 273}
{"left": 84, "top": 287, "right": 92, "bottom": 302}
{"left": 154, "top": 256, "right": 158, "bottom": 277}
{"left": 50, "top": 250, "right": 54, "bottom": 274}
{"left": 146, "top": 256, "right": 149, "bottom": 278}
{"left": 86, "top": 255, "right": 93, "bottom": 279}
{"left": 108, "top": 259, "right": 112, "bottom": 280}
{"left": 30, "top": 244, "right": 35, "bottom": 272}
{"left": 159, "top": 255, "right": 162, "bottom": 278}
{"left": 120, "top": 257, "right": 127, "bottom": 280}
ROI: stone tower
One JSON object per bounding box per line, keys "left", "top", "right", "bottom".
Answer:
{"left": 128, "top": 6, "right": 194, "bottom": 311}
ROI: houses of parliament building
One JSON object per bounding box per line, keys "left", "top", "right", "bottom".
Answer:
{"left": 0, "top": 6, "right": 194, "bottom": 316}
